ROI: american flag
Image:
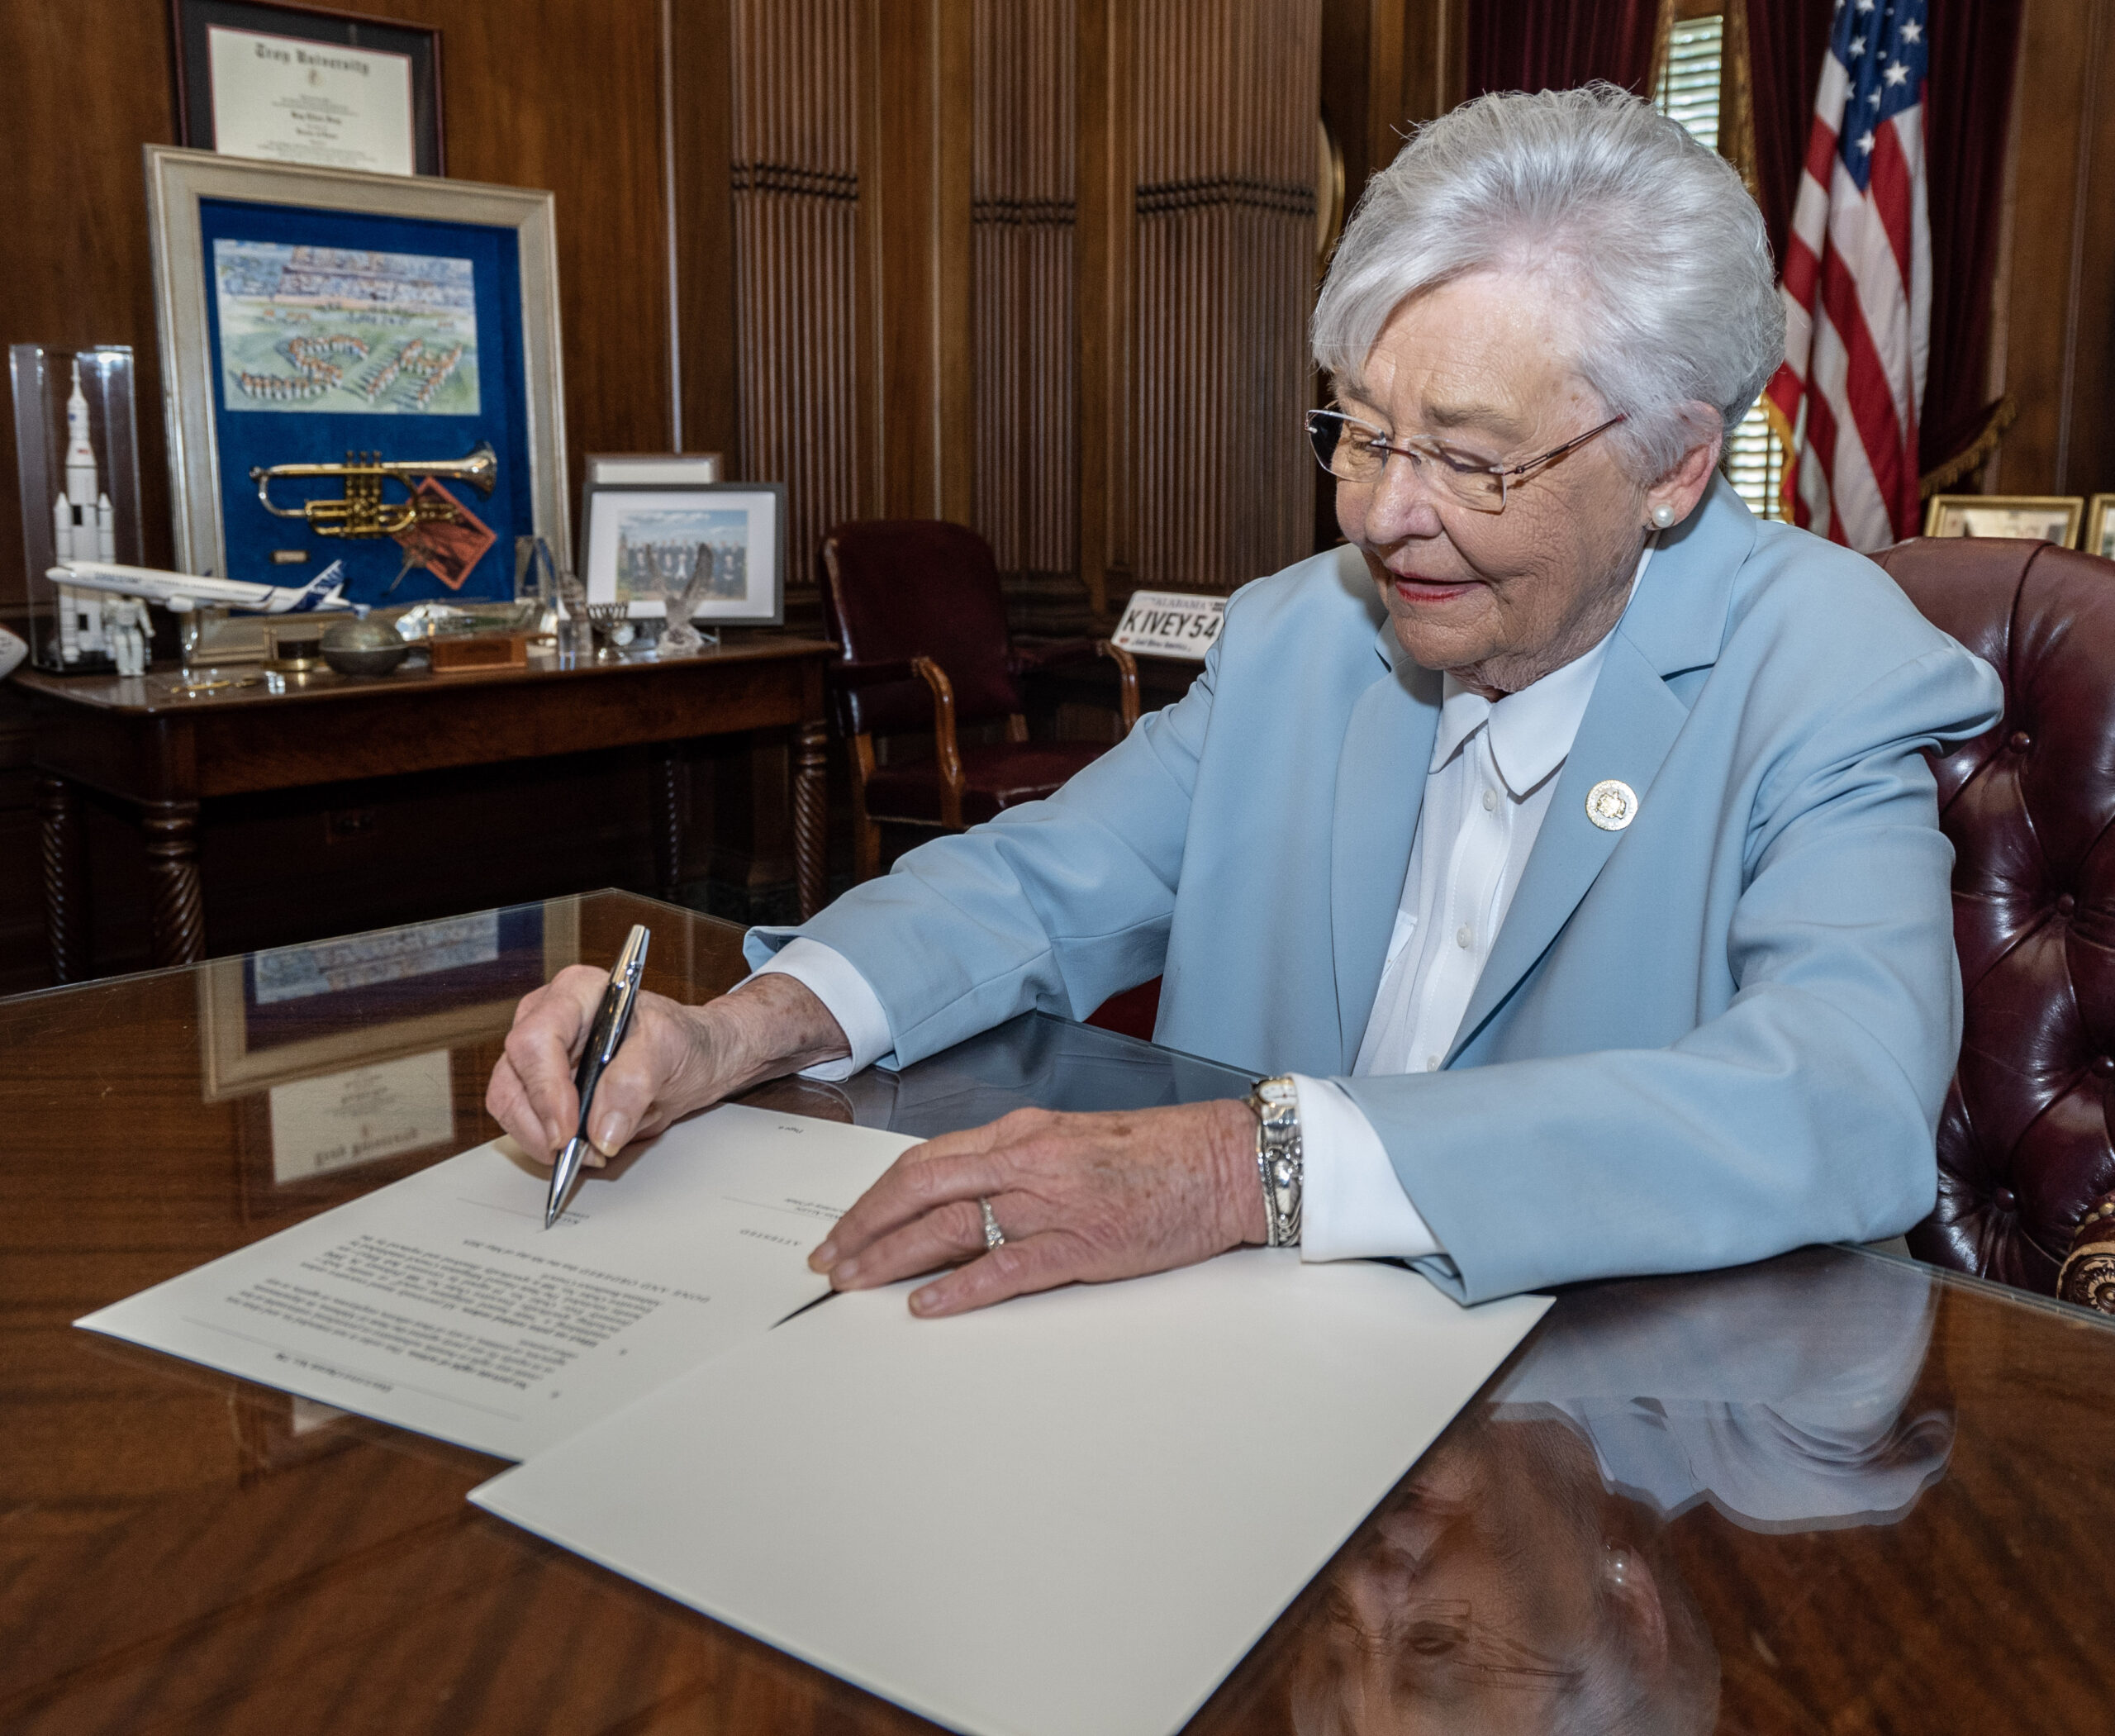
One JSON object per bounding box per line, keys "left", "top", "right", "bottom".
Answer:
{"left": 1765, "top": 0, "right": 1931, "bottom": 550}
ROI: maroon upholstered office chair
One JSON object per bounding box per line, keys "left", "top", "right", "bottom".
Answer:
{"left": 820, "top": 521, "right": 1141, "bottom": 882}
{"left": 1875, "top": 535, "right": 2115, "bottom": 1312}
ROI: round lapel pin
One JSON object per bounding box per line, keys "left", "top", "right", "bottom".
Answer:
{"left": 1585, "top": 778, "right": 1638, "bottom": 832}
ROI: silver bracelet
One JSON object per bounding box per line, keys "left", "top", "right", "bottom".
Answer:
{"left": 1249, "top": 1075, "right": 1302, "bottom": 1247}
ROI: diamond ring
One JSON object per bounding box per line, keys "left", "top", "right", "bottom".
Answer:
{"left": 979, "top": 1196, "right": 1005, "bottom": 1251}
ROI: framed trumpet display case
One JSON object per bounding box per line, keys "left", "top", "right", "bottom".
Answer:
{"left": 144, "top": 144, "right": 566, "bottom": 608}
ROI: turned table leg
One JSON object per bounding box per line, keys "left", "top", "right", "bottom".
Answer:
{"left": 141, "top": 799, "right": 206, "bottom": 968}
{"left": 37, "top": 774, "right": 88, "bottom": 985}
{"left": 652, "top": 743, "right": 687, "bottom": 904}
{"left": 794, "top": 719, "right": 828, "bottom": 920}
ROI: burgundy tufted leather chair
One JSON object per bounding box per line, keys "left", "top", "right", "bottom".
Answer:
{"left": 1872, "top": 535, "right": 2115, "bottom": 1311}
{"left": 820, "top": 521, "right": 1140, "bottom": 882}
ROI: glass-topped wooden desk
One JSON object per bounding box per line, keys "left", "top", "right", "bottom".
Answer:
{"left": 4, "top": 891, "right": 2113, "bottom": 1734}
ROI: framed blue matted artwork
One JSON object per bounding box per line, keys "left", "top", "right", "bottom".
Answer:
{"left": 145, "top": 145, "right": 567, "bottom": 607}
{"left": 197, "top": 901, "right": 580, "bottom": 1099}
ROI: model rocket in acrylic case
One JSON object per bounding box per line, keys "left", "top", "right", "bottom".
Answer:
{"left": 10, "top": 345, "right": 145, "bottom": 673}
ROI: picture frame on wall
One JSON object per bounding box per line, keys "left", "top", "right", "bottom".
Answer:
{"left": 2084, "top": 495, "right": 2115, "bottom": 560}
{"left": 1923, "top": 494, "right": 2084, "bottom": 547}
{"left": 170, "top": 0, "right": 445, "bottom": 178}
{"left": 581, "top": 481, "right": 786, "bottom": 625}
{"left": 145, "top": 144, "right": 568, "bottom": 608}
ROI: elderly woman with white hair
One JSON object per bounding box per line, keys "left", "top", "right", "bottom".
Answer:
{"left": 487, "top": 86, "right": 2003, "bottom": 1312}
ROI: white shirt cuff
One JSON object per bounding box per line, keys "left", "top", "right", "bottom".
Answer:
{"left": 1290, "top": 1074, "right": 1444, "bottom": 1262}
{"left": 742, "top": 939, "right": 894, "bottom": 1081}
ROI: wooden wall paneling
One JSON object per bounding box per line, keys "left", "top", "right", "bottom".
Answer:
{"left": 0, "top": 0, "right": 180, "bottom": 613}
{"left": 1411, "top": 0, "right": 1471, "bottom": 132}
{"left": 1077, "top": 0, "right": 1136, "bottom": 621}
{"left": 1319, "top": 0, "right": 1467, "bottom": 222}
{"left": 730, "top": 0, "right": 861, "bottom": 624}
{"left": 1315, "top": 2, "right": 1462, "bottom": 552}
{"left": 2067, "top": 0, "right": 2115, "bottom": 499}
{"left": 364, "top": 0, "right": 675, "bottom": 515}
{"left": 1989, "top": 0, "right": 2115, "bottom": 497}
{"left": 857, "top": 0, "right": 976, "bottom": 528}
{"left": 671, "top": 0, "right": 741, "bottom": 469}
{"left": 972, "top": 0, "right": 1086, "bottom": 634}
{"left": 1130, "top": 0, "right": 1319, "bottom": 598}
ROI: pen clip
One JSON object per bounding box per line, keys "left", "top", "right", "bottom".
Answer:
{"left": 600, "top": 925, "right": 651, "bottom": 1059}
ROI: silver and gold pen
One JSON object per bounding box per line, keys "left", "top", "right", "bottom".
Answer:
{"left": 544, "top": 924, "right": 652, "bottom": 1228}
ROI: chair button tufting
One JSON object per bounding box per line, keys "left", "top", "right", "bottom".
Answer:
{"left": 2010, "top": 730, "right": 2032, "bottom": 752}
{"left": 1993, "top": 1187, "right": 2018, "bottom": 1211}
{"left": 2058, "top": 893, "right": 2077, "bottom": 916}
{"left": 2094, "top": 1055, "right": 2115, "bottom": 1077}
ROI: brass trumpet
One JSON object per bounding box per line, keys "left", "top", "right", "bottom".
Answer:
{"left": 250, "top": 441, "right": 498, "bottom": 539}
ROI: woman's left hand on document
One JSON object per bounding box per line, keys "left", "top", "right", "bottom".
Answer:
{"left": 807, "top": 1101, "right": 1268, "bottom": 1316}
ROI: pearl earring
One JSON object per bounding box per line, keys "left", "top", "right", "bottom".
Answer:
{"left": 1651, "top": 503, "right": 1676, "bottom": 529}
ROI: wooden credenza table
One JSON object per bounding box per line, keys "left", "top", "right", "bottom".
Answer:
{"left": 17, "top": 635, "right": 836, "bottom": 979}
{"left": 5, "top": 891, "right": 2115, "bottom": 1734}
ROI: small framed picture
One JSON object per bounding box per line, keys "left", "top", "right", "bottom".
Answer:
{"left": 583, "top": 451, "right": 724, "bottom": 486}
{"left": 170, "top": 1, "right": 445, "bottom": 178}
{"left": 2084, "top": 495, "right": 2115, "bottom": 560}
{"left": 1923, "top": 495, "right": 2084, "bottom": 547}
{"left": 581, "top": 481, "right": 786, "bottom": 625}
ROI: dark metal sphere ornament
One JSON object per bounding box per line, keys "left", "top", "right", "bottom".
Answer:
{"left": 321, "top": 615, "right": 410, "bottom": 677}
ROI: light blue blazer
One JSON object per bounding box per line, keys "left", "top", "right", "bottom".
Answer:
{"left": 749, "top": 479, "right": 2004, "bottom": 1303}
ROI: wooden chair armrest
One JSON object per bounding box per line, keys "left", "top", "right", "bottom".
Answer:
{"left": 1007, "top": 637, "right": 1101, "bottom": 676}
{"left": 910, "top": 655, "right": 966, "bottom": 828}
{"left": 1007, "top": 637, "right": 1141, "bottom": 732}
{"left": 1096, "top": 640, "right": 1140, "bottom": 730}
{"left": 834, "top": 657, "right": 919, "bottom": 691}
{"left": 2059, "top": 1195, "right": 2115, "bottom": 1313}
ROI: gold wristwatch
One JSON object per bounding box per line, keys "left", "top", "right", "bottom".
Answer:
{"left": 1249, "top": 1075, "right": 1302, "bottom": 1247}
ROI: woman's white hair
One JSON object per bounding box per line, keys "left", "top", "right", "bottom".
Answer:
{"left": 1311, "top": 83, "right": 1784, "bottom": 483}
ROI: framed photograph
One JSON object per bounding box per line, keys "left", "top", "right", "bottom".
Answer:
{"left": 581, "top": 481, "right": 786, "bottom": 625}
{"left": 2084, "top": 495, "right": 2115, "bottom": 560}
{"left": 197, "top": 902, "right": 577, "bottom": 1099}
{"left": 584, "top": 452, "right": 724, "bottom": 487}
{"left": 145, "top": 144, "right": 566, "bottom": 607}
{"left": 1923, "top": 495, "right": 2084, "bottom": 547}
{"left": 171, "top": 1, "right": 444, "bottom": 178}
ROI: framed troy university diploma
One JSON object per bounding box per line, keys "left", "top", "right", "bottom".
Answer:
{"left": 170, "top": 1, "right": 445, "bottom": 177}
{"left": 145, "top": 145, "right": 567, "bottom": 607}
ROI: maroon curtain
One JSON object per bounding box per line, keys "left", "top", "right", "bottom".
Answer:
{"left": 1466, "top": 0, "right": 1662, "bottom": 98}
{"left": 1743, "top": 0, "right": 1836, "bottom": 270}
{"left": 1744, "top": 0, "right": 2022, "bottom": 472}
{"left": 1919, "top": 0, "right": 2025, "bottom": 468}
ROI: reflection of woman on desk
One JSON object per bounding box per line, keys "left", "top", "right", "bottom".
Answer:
{"left": 1289, "top": 1253, "right": 1950, "bottom": 1735}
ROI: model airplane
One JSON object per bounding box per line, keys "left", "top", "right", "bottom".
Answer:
{"left": 47, "top": 558, "right": 351, "bottom": 615}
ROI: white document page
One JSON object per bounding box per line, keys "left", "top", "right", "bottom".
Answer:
{"left": 472, "top": 1250, "right": 1550, "bottom": 1736}
{"left": 77, "top": 1105, "right": 914, "bottom": 1461}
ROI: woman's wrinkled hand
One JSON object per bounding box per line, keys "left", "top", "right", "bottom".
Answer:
{"left": 808, "top": 1100, "right": 1268, "bottom": 1316}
